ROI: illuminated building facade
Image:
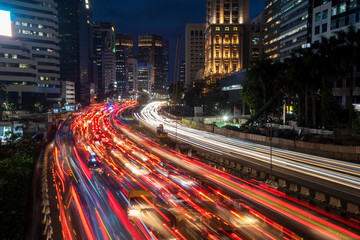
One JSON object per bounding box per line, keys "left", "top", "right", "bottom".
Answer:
{"left": 138, "top": 34, "right": 169, "bottom": 93}
{"left": 204, "top": 0, "right": 250, "bottom": 85}
{"left": 264, "top": 0, "right": 311, "bottom": 60}
{"left": 93, "top": 22, "right": 116, "bottom": 94}
{"left": 115, "top": 34, "right": 134, "bottom": 94}
{"left": 57, "top": 0, "right": 94, "bottom": 106}
{"left": 137, "top": 63, "right": 152, "bottom": 93}
{"left": 126, "top": 58, "right": 137, "bottom": 93}
{"left": 0, "top": 0, "right": 60, "bottom": 109}
{"left": 185, "top": 23, "right": 206, "bottom": 85}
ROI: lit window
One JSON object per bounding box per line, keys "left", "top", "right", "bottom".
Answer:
{"left": 225, "top": 27, "right": 229, "bottom": 31}
{"left": 233, "top": 27, "right": 238, "bottom": 31}
{"left": 216, "top": 27, "right": 220, "bottom": 31}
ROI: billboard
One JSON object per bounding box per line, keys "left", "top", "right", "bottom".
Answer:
{"left": 0, "top": 10, "right": 11, "bottom": 37}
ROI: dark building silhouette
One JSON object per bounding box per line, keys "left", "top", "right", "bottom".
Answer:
{"left": 93, "top": 22, "right": 116, "bottom": 95}
{"left": 57, "top": 0, "right": 94, "bottom": 106}
{"left": 115, "top": 34, "right": 134, "bottom": 95}
{"left": 138, "top": 34, "right": 169, "bottom": 93}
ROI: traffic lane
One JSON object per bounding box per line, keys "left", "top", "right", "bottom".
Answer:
{"left": 170, "top": 132, "right": 360, "bottom": 203}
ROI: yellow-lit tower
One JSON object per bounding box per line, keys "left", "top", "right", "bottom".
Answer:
{"left": 205, "top": 0, "right": 250, "bottom": 84}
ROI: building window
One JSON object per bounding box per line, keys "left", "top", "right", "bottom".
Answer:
{"left": 315, "top": 26, "right": 320, "bottom": 35}
{"left": 315, "top": 12, "right": 321, "bottom": 23}
{"left": 322, "top": 23, "right": 327, "bottom": 33}
{"left": 339, "top": 3, "right": 346, "bottom": 14}
{"left": 331, "top": 6, "right": 337, "bottom": 16}
{"left": 216, "top": 27, "right": 220, "bottom": 31}
{"left": 322, "top": 10, "right": 328, "bottom": 20}
{"left": 225, "top": 27, "right": 229, "bottom": 31}
{"left": 233, "top": 27, "right": 238, "bottom": 31}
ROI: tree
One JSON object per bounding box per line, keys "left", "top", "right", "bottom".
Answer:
{"left": 334, "top": 26, "right": 360, "bottom": 128}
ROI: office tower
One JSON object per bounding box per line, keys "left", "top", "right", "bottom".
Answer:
{"left": 264, "top": 0, "right": 311, "bottom": 60}
{"left": 115, "top": 34, "right": 134, "bottom": 94}
{"left": 93, "top": 22, "right": 116, "bottom": 95}
{"left": 204, "top": 0, "right": 250, "bottom": 85}
{"left": 0, "top": 0, "right": 60, "bottom": 110}
{"left": 138, "top": 34, "right": 169, "bottom": 93}
{"left": 137, "top": 63, "right": 152, "bottom": 93}
{"left": 57, "top": 0, "right": 94, "bottom": 106}
{"left": 185, "top": 23, "right": 206, "bottom": 86}
{"left": 179, "top": 61, "right": 186, "bottom": 88}
{"left": 126, "top": 58, "right": 137, "bottom": 93}
{"left": 264, "top": 0, "right": 281, "bottom": 59}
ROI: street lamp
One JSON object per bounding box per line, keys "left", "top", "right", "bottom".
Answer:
{"left": 223, "top": 115, "right": 228, "bottom": 122}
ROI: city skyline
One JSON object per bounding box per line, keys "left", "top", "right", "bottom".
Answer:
{"left": 93, "top": 0, "right": 265, "bottom": 81}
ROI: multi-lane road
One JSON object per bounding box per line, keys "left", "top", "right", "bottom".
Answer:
{"left": 136, "top": 101, "right": 360, "bottom": 203}
{"left": 50, "top": 102, "right": 360, "bottom": 239}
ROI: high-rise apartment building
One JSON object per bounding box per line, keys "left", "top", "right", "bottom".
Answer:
{"left": 185, "top": 23, "right": 206, "bottom": 86}
{"left": 137, "top": 63, "right": 152, "bottom": 93}
{"left": 115, "top": 34, "right": 134, "bottom": 94}
{"left": 93, "top": 22, "right": 116, "bottom": 95}
{"left": 204, "top": 0, "right": 250, "bottom": 84}
{"left": 138, "top": 34, "right": 169, "bottom": 93}
{"left": 57, "top": 0, "right": 94, "bottom": 106}
{"left": 0, "top": 0, "right": 60, "bottom": 109}
{"left": 264, "top": 0, "right": 311, "bottom": 60}
{"left": 126, "top": 58, "right": 137, "bottom": 93}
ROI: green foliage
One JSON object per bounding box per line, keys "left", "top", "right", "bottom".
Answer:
{"left": 242, "top": 26, "right": 360, "bottom": 129}
{"left": 0, "top": 139, "right": 38, "bottom": 239}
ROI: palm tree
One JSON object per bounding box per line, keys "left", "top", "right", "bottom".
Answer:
{"left": 334, "top": 26, "right": 360, "bottom": 128}
{"left": 246, "top": 54, "right": 277, "bottom": 106}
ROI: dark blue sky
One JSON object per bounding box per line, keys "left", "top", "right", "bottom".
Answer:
{"left": 93, "top": 0, "right": 265, "bottom": 81}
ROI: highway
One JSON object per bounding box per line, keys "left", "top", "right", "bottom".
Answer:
{"left": 136, "top": 101, "right": 360, "bottom": 203}
{"left": 50, "top": 102, "right": 360, "bottom": 239}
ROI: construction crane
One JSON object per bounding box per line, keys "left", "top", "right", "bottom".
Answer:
{"left": 172, "top": 34, "right": 181, "bottom": 110}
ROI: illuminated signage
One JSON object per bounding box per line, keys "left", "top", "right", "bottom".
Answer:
{"left": 0, "top": 10, "right": 12, "bottom": 37}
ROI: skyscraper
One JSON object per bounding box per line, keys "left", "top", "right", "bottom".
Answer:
{"left": 138, "top": 34, "right": 169, "bottom": 93}
{"left": 264, "top": 0, "right": 281, "bottom": 59}
{"left": 0, "top": 0, "right": 60, "bottom": 110}
{"left": 93, "top": 22, "right": 116, "bottom": 95}
{"left": 264, "top": 0, "right": 311, "bottom": 60}
{"left": 57, "top": 0, "right": 94, "bottom": 106}
{"left": 185, "top": 23, "right": 206, "bottom": 86}
{"left": 204, "top": 0, "right": 250, "bottom": 85}
{"left": 137, "top": 63, "right": 152, "bottom": 93}
{"left": 115, "top": 34, "right": 134, "bottom": 95}
{"left": 126, "top": 58, "right": 137, "bottom": 93}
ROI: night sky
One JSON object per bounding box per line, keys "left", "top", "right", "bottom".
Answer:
{"left": 93, "top": 0, "right": 265, "bottom": 82}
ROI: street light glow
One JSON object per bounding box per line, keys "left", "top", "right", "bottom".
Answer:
{"left": 0, "top": 10, "right": 12, "bottom": 37}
